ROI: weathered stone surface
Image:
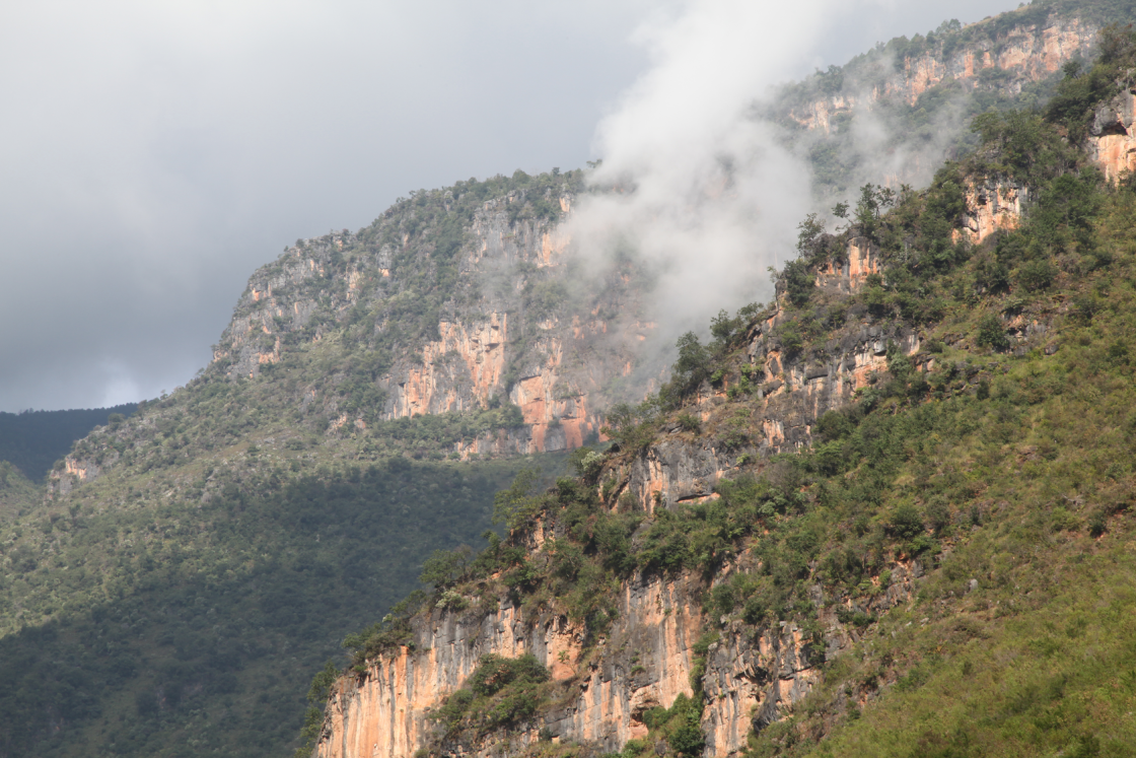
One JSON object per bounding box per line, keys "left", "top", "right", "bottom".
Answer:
{"left": 210, "top": 196, "right": 651, "bottom": 458}
{"left": 1089, "top": 89, "right": 1136, "bottom": 182}
{"left": 316, "top": 575, "right": 703, "bottom": 758}
{"left": 786, "top": 15, "right": 1097, "bottom": 133}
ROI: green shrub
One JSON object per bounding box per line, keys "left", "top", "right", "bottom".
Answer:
{"left": 976, "top": 314, "right": 1010, "bottom": 351}
{"left": 887, "top": 503, "right": 925, "bottom": 541}
{"left": 1017, "top": 258, "right": 1057, "bottom": 292}
{"left": 677, "top": 412, "right": 701, "bottom": 433}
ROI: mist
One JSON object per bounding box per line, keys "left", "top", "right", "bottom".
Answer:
{"left": 564, "top": 0, "right": 1027, "bottom": 377}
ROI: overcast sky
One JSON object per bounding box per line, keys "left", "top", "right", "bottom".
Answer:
{"left": 0, "top": 0, "right": 1024, "bottom": 412}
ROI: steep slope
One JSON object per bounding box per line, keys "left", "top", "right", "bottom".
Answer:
{"left": 0, "top": 170, "right": 654, "bottom": 758}
{"left": 0, "top": 404, "right": 136, "bottom": 484}
{"left": 4, "top": 5, "right": 1133, "bottom": 757}
{"left": 767, "top": 0, "right": 1135, "bottom": 199}
{"left": 204, "top": 168, "right": 649, "bottom": 460}
{"left": 310, "top": 29, "right": 1136, "bottom": 758}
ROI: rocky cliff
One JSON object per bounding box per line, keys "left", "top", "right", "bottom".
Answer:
{"left": 785, "top": 14, "right": 1097, "bottom": 134}
{"left": 309, "top": 232, "right": 931, "bottom": 758}
{"left": 768, "top": 1, "right": 1112, "bottom": 199}
{"left": 1089, "top": 86, "right": 1136, "bottom": 181}
{"left": 209, "top": 180, "right": 650, "bottom": 458}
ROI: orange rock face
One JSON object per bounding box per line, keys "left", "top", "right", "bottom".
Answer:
{"left": 956, "top": 181, "right": 1026, "bottom": 245}
{"left": 814, "top": 238, "right": 880, "bottom": 294}
{"left": 788, "top": 16, "right": 1096, "bottom": 132}
{"left": 390, "top": 315, "right": 509, "bottom": 418}
{"left": 315, "top": 576, "right": 703, "bottom": 758}
{"left": 1089, "top": 91, "right": 1136, "bottom": 182}
{"left": 312, "top": 539, "right": 925, "bottom": 758}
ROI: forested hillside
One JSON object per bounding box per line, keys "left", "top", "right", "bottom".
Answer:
{"left": 0, "top": 168, "right": 614, "bottom": 758}
{"left": 310, "top": 23, "right": 1136, "bottom": 758}
{"left": 0, "top": 404, "right": 136, "bottom": 483}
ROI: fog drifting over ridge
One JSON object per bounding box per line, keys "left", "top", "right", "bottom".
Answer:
{"left": 568, "top": 0, "right": 824, "bottom": 361}
{"left": 0, "top": 0, "right": 1023, "bottom": 412}
{"left": 568, "top": 0, "right": 982, "bottom": 367}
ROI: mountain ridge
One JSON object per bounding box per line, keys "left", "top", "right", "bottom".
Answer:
{"left": 308, "top": 19, "right": 1136, "bottom": 758}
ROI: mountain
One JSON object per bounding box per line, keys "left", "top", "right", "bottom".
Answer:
{"left": 3, "top": 2, "right": 1134, "bottom": 757}
{"left": 767, "top": 0, "right": 1126, "bottom": 200}
{"left": 0, "top": 166, "right": 663, "bottom": 757}
{"left": 0, "top": 405, "right": 136, "bottom": 484}
{"left": 309, "top": 19, "right": 1136, "bottom": 758}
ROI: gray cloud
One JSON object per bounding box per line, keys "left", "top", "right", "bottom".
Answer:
{"left": 0, "top": 0, "right": 1020, "bottom": 411}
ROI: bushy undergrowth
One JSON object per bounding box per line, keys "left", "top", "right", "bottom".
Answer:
{"left": 428, "top": 654, "right": 552, "bottom": 742}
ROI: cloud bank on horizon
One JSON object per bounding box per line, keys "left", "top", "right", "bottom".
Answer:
{"left": 0, "top": 0, "right": 1022, "bottom": 412}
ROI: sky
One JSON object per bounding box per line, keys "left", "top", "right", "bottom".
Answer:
{"left": 0, "top": 0, "right": 1025, "bottom": 412}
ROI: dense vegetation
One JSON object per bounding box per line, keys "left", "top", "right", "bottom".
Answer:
{"left": 0, "top": 164, "right": 619, "bottom": 758}
{"left": 9, "top": 8, "right": 1136, "bottom": 758}
{"left": 0, "top": 404, "right": 136, "bottom": 483}
{"left": 430, "top": 654, "right": 552, "bottom": 742}
{"left": 326, "top": 29, "right": 1136, "bottom": 757}
{"left": 0, "top": 462, "right": 38, "bottom": 519}
{"left": 0, "top": 456, "right": 526, "bottom": 758}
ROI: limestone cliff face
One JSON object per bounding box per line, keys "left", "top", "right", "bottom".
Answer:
{"left": 957, "top": 181, "right": 1027, "bottom": 244}
{"left": 619, "top": 242, "right": 915, "bottom": 513}
{"left": 314, "top": 569, "right": 910, "bottom": 758}
{"left": 313, "top": 519, "right": 927, "bottom": 758}
{"left": 699, "top": 558, "right": 923, "bottom": 754}
{"left": 787, "top": 14, "right": 1097, "bottom": 133}
{"left": 317, "top": 576, "right": 703, "bottom": 758}
{"left": 1089, "top": 86, "right": 1136, "bottom": 181}
{"left": 311, "top": 235, "right": 931, "bottom": 758}
{"left": 387, "top": 315, "right": 509, "bottom": 418}
{"left": 210, "top": 184, "right": 648, "bottom": 456}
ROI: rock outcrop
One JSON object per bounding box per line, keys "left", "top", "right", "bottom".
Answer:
{"left": 311, "top": 234, "right": 927, "bottom": 758}
{"left": 957, "top": 181, "right": 1027, "bottom": 244}
{"left": 210, "top": 188, "right": 650, "bottom": 456}
{"left": 1089, "top": 86, "right": 1136, "bottom": 181}
{"left": 314, "top": 527, "right": 927, "bottom": 758}
{"left": 317, "top": 576, "right": 702, "bottom": 758}
{"left": 787, "top": 14, "right": 1097, "bottom": 133}
{"left": 618, "top": 255, "right": 920, "bottom": 512}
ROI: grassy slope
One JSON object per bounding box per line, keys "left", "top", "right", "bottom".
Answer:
{"left": 768, "top": 190, "right": 1136, "bottom": 758}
